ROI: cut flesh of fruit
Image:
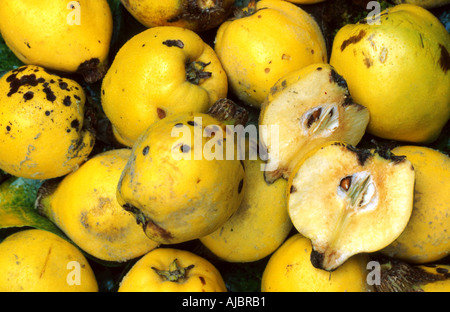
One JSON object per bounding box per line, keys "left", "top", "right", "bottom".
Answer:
{"left": 287, "top": 142, "right": 415, "bottom": 271}
{"left": 259, "top": 64, "right": 369, "bottom": 184}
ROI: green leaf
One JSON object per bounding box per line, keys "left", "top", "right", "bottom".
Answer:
{"left": 0, "top": 33, "right": 23, "bottom": 78}
{"left": 0, "top": 177, "right": 63, "bottom": 236}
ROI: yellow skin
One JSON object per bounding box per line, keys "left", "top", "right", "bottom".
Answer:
{"left": 381, "top": 146, "right": 450, "bottom": 264}
{"left": 118, "top": 247, "right": 227, "bottom": 292}
{"left": 392, "top": 0, "right": 450, "bottom": 8}
{"left": 418, "top": 265, "right": 450, "bottom": 292}
{"left": 283, "top": 0, "right": 327, "bottom": 3}
{"left": 0, "top": 65, "right": 94, "bottom": 180}
{"left": 330, "top": 4, "right": 450, "bottom": 143}
{"left": 200, "top": 155, "right": 292, "bottom": 263}
{"left": 0, "top": 0, "right": 112, "bottom": 82}
{"left": 214, "top": 0, "right": 327, "bottom": 108}
{"left": 38, "top": 149, "right": 159, "bottom": 263}
{"left": 0, "top": 229, "right": 98, "bottom": 292}
{"left": 101, "top": 26, "right": 228, "bottom": 147}
{"left": 117, "top": 112, "right": 245, "bottom": 244}
{"left": 261, "top": 234, "right": 373, "bottom": 292}
{"left": 120, "top": 0, "right": 235, "bottom": 32}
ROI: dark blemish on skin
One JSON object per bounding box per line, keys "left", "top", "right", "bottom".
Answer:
{"left": 157, "top": 108, "right": 166, "bottom": 119}
{"left": 317, "top": 67, "right": 322, "bottom": 71}
{"left": 59, "top": 81, "right": 68, "bottom": 90}
{"left": 162, "top": 39, "right": 184, "bottom": 48}
{"left": 63, "top": 96, "right": 72, "bottom": 107}
{"left": 25, "top": 42, "right": 31, "bottom": 48}
{"left": 7, "top": 73, "right": 45, "bottom": 97}
{"left": 290, "top": 185, "right": 297, "bottom": 194}
{"left": 142, "top": 146, "right": 149, "bottom": 156}
{"left": 340, "top": 30, "right": 367, "bottom": 52}
{"left": 71, "top": 119, "right": 80, "bottom": 131}
{"left": 23, "top": 91, "right": 34, "bottom": 101}
{"left": 310, "top": 249, "right": 326, "bottom": 270}
{"left": 330, "top": 69, "right": 348, "bottom": 89}
{"left": 438, "top": 44, "right": 450, "bottom": 74}
{"left": 43, "top": 86, "right": 56, "bottom": 102}
{"left": 346, "top": 145, "right": 373, "bottom": 166}
{"left": 74, "top": 95, "right": 81, "bottom": 101}
{"left": 187, "top": 120, "right": 197, "bottom": 126}
{"left": 6, "top": 126, "right": 11, "bottom": 132}
{"left": 238, "top": 179, "right": 244, "bottom": 194}
{"left": 174, "top": 123, "right": 184, "bottom": 127}
{"left": 45, "top": 111, "right": 51, "bottom": 116}
{"left": 199, "top": 276, "right": 206, "bottom": 285}
{"left": 180, "top": 144, "right": 191, "bottom": 153}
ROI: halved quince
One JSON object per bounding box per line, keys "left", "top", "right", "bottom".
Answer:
{"left": 287, "top": 142, "right": 415, "bottom": 271}
{"left": 259, "top": 63, "right": 369, "bottom": 183}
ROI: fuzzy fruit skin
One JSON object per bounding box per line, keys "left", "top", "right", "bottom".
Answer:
{"left": 214, "top": 0, "right": 327, "bottom": 108}
{"left": 116, "top": 112, "right": 245, "bottom": 244}
{"left": 0, "top": 65, "right": 94, "bottom": 180}
{"left": 38, "top": 149, "right": 159, "bottom": 263}
{"left": 101, "top": 26, "right": 227, "bottom": 147}
{"left": 381, "top": 146, "right": 450, "bottom": 264}
{"left": 200, "top": 155, "right": 292, "bottom": 263}
{"left": 120, "top": 0, "right": 235, "bottom": 32}
{"left": 0, "top": 0, "right": 112, "bottom": 82}
{"left": 261, "top": 234, "right": 373, "bottom": 292}
{"left": 118, "top": 247, "right": 227, "bottom": 292}
{"left": 330, "top": 4, "right": 450, "bottom": 143}
{"left": 0, "top": 229, "right": 98, "bottom": 292}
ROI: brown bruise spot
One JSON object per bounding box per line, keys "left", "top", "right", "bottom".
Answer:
{"left": 77, "top": 58, "right": 105, "bottom": 83}
{"left": 157, "top": 108, "right": 166, "bottom": 119}
{"left": 340, "top": 30, "right": 367, "bottom": 52}
{"left": 145, "top": 219, "right": 174, "bottom": 242}
{"left": 264, "top": 68, "right": 270, "bottom": 73}
{"left": 162, "top": 39, "right": 184, "bottom": 48}
{"left": 438, "top": 44, "right": 450, "bottom": 74}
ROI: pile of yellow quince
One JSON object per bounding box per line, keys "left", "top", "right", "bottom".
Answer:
{"left": 0, "top": 0, "right": 448, "bottom": 292}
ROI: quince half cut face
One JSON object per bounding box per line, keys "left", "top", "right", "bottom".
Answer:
{"left": 259, "top": 63, "right": 369, "bottom": 184}
{"left": 287, "top": 142, "right": 415, "bottom": 271}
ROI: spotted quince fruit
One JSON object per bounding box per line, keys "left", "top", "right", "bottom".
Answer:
{"left": 0, "top": 65, "right": 94, "bottom": 180}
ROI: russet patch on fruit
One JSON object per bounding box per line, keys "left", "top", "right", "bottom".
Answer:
{"left": 287, "top": 142, "right": 415, "bottom": 271}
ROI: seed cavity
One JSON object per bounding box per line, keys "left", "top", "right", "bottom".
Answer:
{"left": 338, "top": 171, "right": 377, "bottom": 211}
{"left": 302, "top": 105, "right": 339, "bottom": 135}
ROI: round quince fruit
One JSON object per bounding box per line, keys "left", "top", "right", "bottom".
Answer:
{"left": 0, "top": 65, "right": 94, "bottom": 180}
{"left": 330, "top": 4, "right": 450, "bottom": 143}
{"left": 118, "top": 247, "right": 227, "bottom": 292}
{"left": 0, "top": 229, "right": 98, "bottom": 292}
{"left": 37, "top": 149, "right": 160, "bottom": 263}
{"left": 0, "top": 0, "right": 113, "bottom": 83}
{"left": 101, "top": 26, "right": 227, "bottom": 147}
{"left": 116, "top": 108, "right": 246, "bottom": 244}
{"left": 120, "top": 0, "right": 235, "bottom": 33}
{"left": 261, "top": 233, "right": 373, "bottom": 292}
{"left": 381, "top": 145, "right": 450, "bottom": 264}
{"left": 214, "top": 0, "right": 327, "bottom": 108}
{"left": 200, "top": 152, "right": 292, "bottom": 263}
